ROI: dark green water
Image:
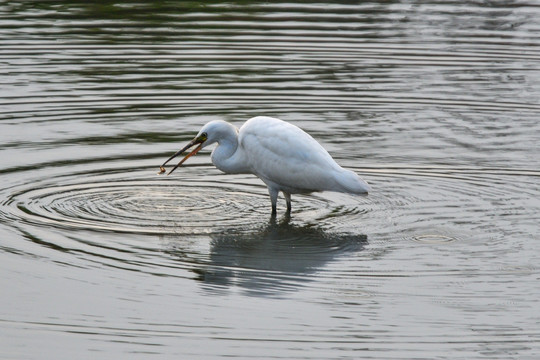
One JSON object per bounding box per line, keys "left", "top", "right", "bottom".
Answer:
{"left": 1, "top": 1, "right": 540, "bottom": 359}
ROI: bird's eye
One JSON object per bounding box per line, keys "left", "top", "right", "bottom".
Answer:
{"left": 199, "top": 132, "right": 207, "bottom": 141}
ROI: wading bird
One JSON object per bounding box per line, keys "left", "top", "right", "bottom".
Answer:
{"left": 160, "top": 116, "right": 370, "bottom": 214}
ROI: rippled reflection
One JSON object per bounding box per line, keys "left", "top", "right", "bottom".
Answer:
{"left": 166, "top": 215, "right": 367, "bottom": 296}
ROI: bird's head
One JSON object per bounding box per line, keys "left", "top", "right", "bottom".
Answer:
{"left": 159, "top": 120, "right": 232, "bottom": 175}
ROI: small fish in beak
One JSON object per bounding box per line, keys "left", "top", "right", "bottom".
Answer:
{"left": 158, "top": 133, "right": 207, "bottom": 175}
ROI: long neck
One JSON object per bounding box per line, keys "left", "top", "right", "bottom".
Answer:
{"left": 210, "top": 126, "right": 248, "bottom": 174}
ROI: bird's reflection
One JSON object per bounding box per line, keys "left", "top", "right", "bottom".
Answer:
{"left": 168, "top": 214, "right": 368, "bottom": 297}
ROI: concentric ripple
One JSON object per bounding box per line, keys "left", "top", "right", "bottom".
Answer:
{"left": 412, "top": 234, "right": 457, "bottom": 244}
{"left": 4, "top": 159, "right": 538, "bottom": 245}
{"left": 3, "top": 166, "right": 274, "bottom": 235}
{"left": 2, "top": 160, "right": 375, "bottom": 236}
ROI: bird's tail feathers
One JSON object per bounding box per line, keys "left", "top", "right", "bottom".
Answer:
{"left": 336, "top": 169, "right": 371, "bottom": 194}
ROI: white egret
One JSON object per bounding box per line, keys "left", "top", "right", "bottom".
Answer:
{"left": 160, "top": 116, "right": 370, "bottom": 214}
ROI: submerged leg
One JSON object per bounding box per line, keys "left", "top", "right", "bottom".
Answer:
{"left": 268, "top": 187, "right": 278, "bottom": 214}
{"left": 283, "top": 192, "right": 291, "bottom": 213}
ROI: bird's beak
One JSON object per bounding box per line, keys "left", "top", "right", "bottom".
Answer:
{"left": 160, "top": 136, "right": 205, "bottom": 175}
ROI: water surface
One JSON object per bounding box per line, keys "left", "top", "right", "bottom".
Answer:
{"left": 1, "top": 1, "right": 540, "bottom": 359}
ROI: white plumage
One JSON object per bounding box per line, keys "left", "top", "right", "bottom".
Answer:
{"left": 160, "top": 116, "right": 370, "bottom": 214}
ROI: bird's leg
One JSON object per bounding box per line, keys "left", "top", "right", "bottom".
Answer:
{"left": 281, "top": 211, "right": 291, "bottom": 225}
{"left": 268, "top": 187, "right": 278, "bottom": 214}
{"left": 283, "top": 192, "right": 291, "bottom": 214}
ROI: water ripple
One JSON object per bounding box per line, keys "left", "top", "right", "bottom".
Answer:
{"left": 3, "top": 159, "right": 538, "bottom": 250}
{"left": 2, "top": 1, "right": 540, "bottom": 358}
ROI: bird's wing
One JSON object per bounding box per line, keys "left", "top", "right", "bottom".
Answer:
{"left": 239, "top": 117, "right": 342, "bottom": 192}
